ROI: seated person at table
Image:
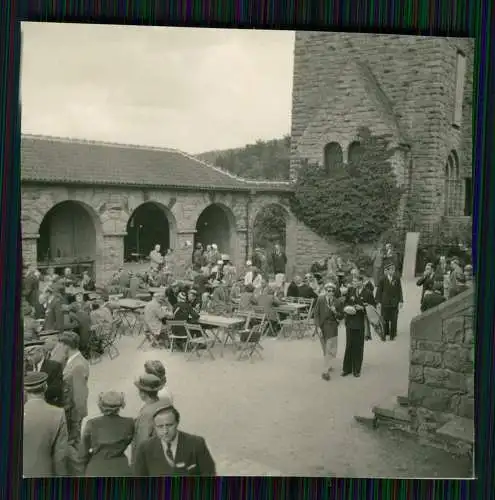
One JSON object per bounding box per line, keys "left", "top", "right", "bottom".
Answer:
{"left": 156, "top": 269, "right": 171, "bottom": 288}
{"left": 238, "top": 284, "right": 256, "bottom": 312}
{"left": 201, "top": 292, "right": 212, "bottom": 312}
{"left": 222, "top": 259, "right": 237, "bottom": 287}
{"left": 43, "top": 285, "right": 65, "bottom": 333}
{"left": 166, "top": 282, "right": 180, "bottom": 308}
{"left": 187, "top": 288, "right": 202, "bottom": 312}
{"left": 252, "top": 286, "right": 282, "bottom": 335}
{"left": 81, "top": 271, "right": 96, "bottom": 291}
{"left": 298, "top": 275, "right": 319, "bottom": 300}
{"left": 193, "top": 267, "right": 209, "bottom": 296}
{"left": 230, "top": 279, "right": 242, "bottom": 303}
{"left": 286, "top": 276, "right": 301, "bottom": 298}
{"left": 143, "top": 292, "right": 172, "bottom": 345}
{"left": 172, "top": 292, "right": 201, "bottom": 346}
{"left": 210, "top": 280, "right": 228, "bottom": 315}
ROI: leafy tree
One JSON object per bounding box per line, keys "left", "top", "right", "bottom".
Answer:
{"left": 253, "top": 205, "right": 287, "bottom": 251}
{"left": 290, "top": 130, "right": 403, "bottom": 245}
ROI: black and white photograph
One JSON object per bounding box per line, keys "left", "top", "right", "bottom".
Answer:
{"left": 20, "top": 23, "right": 474, "bottom": 478}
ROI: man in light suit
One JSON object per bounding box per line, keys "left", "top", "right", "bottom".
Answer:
{"left": 23, "top": 371, "right": 69, "bottom": 477}
{"left": 43, "top": 285, "right": 65, "bottom": 333}
{"left": 58, "top": 331, "right": 89, "bottom": 475}
{"left": 134, "top": 405, "right": 216, "bottom": 477}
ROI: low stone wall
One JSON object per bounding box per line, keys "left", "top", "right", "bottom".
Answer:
{"left": 407, "top": 288, "right": 474, "bottom": 437}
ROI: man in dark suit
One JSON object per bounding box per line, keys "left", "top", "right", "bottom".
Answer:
{"left": 134, "top": 405, "right": 216, "bottom": 477}
{"left": 341, "top": 276, "right": 375, "bottom": 377}
{"left": 25, "top": 340, "right": 64, "bottom": 408}
{"left": 43, "top": 285, "right": 65, "bottom": 333}
{"left": 23, "top": 371, "right": 69, "bottom": 477}
{"left": 298, "top": 275, "right": 318, "bottom": 300}
{"left": 375, "top": 263, "right": 404, "bottom": 341}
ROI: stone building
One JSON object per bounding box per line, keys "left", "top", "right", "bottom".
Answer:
{"left": 290, "top": 32, "right": 474, "bottom": 233}
{"left": 20, "top": 135, "right": 334, "bottom": 284}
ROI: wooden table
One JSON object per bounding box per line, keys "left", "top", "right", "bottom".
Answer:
{"left": 116, "top": 299, "right": 147, "bottom": 335}
{"left": 148, "top": 287, "right": 166, "bottom": 294}
{"left": 39, "top": 329, "right": 60, "bottom": 338}
{"left": 274, "top": 303, "right": 307, "bottom": 314}
{"left": 199, "top": 314, "right": 245, "bottom": 355}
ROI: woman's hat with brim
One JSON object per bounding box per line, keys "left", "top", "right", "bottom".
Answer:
{"left": 134, "top": 373, "right": 164, "bottom": 393}
{"left": 98, "top": 391, "right": 126, "bottom": 411}
{"left": 24, "top": 371, "right": 48, "bottom": 391}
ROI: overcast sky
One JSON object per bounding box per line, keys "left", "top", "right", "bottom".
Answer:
{"left": 20, "top": 23, "right": 295, "bottom": 154}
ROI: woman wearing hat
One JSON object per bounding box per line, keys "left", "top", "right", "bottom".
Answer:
{"left": 144, "top": 360, "right": 174, "bottom": 403}
{"left": 80, "top": 391, "right": 134, "bottom": 476}
{"left": 131, "top": 373, "right": 172, "bottom": 466}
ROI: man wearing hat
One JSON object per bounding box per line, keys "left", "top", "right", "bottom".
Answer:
{"left": 58, "top": 331, "right": 90, "bottom": 473}
{"left": 23, "top": 371, "right": 69, "bottom": 477}
{"left": 43, "top": 285, "right": 65, "bottom": 334}
{"left": 342, "top": 275, "right": 375, "bottom": 377}
{"left": 313, "top": 282, "right": 344, "bottom": 381}
{"left": 375, "top": 263, "right": 403, "bottom": 341}
{"left": 24, "top": 339, "right": 64, "bottom": 407}
{"left": 134, "top": 404, "right": 216, "bottom": 477}
{"left": 143, "top": 291, "right": 172, "bottom": 346}
{"left": 131, "top": 373, "right": 173, "bottom": 466}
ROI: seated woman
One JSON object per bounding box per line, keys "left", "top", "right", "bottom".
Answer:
{"left": 210, "top": 280, "right": 228, "bottom": 315}
{"left": 252, "top": 286, "right": 283, "bottom": 335}
{"left": 238, "top": 284, "right": 256, "bottom": 312}
{"left": 80, "top": 391, "right": 134, "bottom": 477}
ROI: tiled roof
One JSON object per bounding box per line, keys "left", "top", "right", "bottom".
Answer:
{"left": 20, "top": 135, "right": 293, "bottom": 192}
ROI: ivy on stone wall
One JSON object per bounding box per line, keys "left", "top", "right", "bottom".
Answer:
{"left": 253, "top": 205, "right": 287, "bottom": 251}
{"left": 290, "top": 130, "right": 403, "bottom": 245}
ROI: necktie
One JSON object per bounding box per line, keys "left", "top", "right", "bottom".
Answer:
{"left": 166, "top": 442, "right": 174, "bottom": 465}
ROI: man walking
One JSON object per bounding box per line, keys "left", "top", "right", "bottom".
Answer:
{"left": 375, "top": 263, "right": 403, "bottom": 341}
{"left": 23, "top": 371, "right": 69, "bottom": 477}
{"left": 58, "top": 331, "right": 90, "bottom": 474}
{"left": 341, "top": 276, "right": 375, "bottom": 377}
{"left": 134, "top": 404, "right": 216, "bottom": 476}
{"left": 313, "top": 282, "right": 343, "bottom": 381}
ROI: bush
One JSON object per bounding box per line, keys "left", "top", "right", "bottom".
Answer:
{"left": 290, "top": 130, "right": 403, "bottom": 245}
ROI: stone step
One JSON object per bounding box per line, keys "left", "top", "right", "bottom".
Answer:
{"left": 372, "top": 403, "right": 411, "bottom": 424}
{"left": 436, "top": 417, "right": 474, "bottom": 446}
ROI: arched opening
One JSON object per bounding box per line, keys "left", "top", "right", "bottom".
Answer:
{"left": 124, "top": 202, "right": 174, "bottom": 262}
{"left": 348, "top": 141, "right": 363, "bottom": 165}
{"left": 253, "top": 203, "right": 288, "bottom": 255}
{"left": 323, "top": 142, "right": 343, "bottom": 172}
{"left": 37, "top": 200, "right": 99, "bottom": 276}
{"left": 194, "top": 204, "right": 235, "bottom": 257}
{"left": 445, "top": 150, "right": 462, "bottom": 216}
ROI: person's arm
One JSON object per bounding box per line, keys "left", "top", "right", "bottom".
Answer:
{"left": 398, "top": 281, "right": 404, "bottom": 304}
{"left": 55, "top": 304, "right": 65, "bottom": 333}
{"left": 53, "top": 411, "right": 69, "bottom": 476}
{"left": 416, "top": 275, "right": 426, "bottom": 286}
{"left": 196, "top": 437, "right": 216, "bottom": 476}
{"left": 133, "top": 442, "right": 148, "bottom": 477}
{"left": 79, "top": 419, "right": 92, "bottom": 468}
{"left": 375, "top": 280, "right": 383, "bottom": 305}
{"left": 71, "top": 365, "right": 88, "bottom": 419}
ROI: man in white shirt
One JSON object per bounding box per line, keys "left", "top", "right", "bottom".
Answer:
{"left": 143, "top": 292, "right": 172, "bottom": 345}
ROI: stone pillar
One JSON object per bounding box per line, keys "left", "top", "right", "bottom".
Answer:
{"left": 236, "top": 230, "right": 248, "bottom": 268}
{"left": 101, "top": 233, "right": 125, "bottom": 285}
{"left": 22, "top": 235, "right": 38, "bottom": 267}
{"left": 174, "top": 230, "right": 196, "bottom": 276}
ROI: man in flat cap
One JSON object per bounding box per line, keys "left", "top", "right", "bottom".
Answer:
{"left": 58, "top": 331, "right": 89, "bottom": 474}
{"left": 23, "top": 371, "right": 69, "bottom": 477}
{"left": 375, "top": 263, "right": 403, "bottom": 341}
{"left": 134, "top": 404, "right": 216, "bottom": 477}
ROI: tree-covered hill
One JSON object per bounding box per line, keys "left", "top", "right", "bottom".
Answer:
{"left": 196, "top": 135, "right": 291, "bottom": 181}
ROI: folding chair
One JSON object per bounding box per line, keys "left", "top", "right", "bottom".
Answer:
{"left": 253, "top": 307, "right": 277, "bottom": 337}
{"left": 237, "top": 322, "right": 265, "bottom": 361}
{"left": 137, "top": 323, "right": 163, "bottom": 350}
{"left": 277, "top": 310, "right": 296, "bottom": 339}
{"left": 184, "top": 323, "right": 215, "bottom": 361}
{"left": 88, "top": 324, "right": 105, "bottom": 364}
{"left": 293, "top": 298, "right": 316, "bottom": 338}
{"left": 166, "top": 320, "right": 188, "bottom": 352}
{"left": 99, "top": 319, "right": 120, "bottom": 360}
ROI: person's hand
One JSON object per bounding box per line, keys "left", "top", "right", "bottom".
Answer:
{"left": 355, "top": 305, "right": 363, "bottom": 311}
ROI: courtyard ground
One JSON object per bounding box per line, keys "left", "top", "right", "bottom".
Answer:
{"left": 82, "top": 281, "right": 472, "bottom": 478}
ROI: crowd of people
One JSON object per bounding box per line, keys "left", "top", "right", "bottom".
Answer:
{"left": 21, "top": 236, "right": 474, "bottom": 477}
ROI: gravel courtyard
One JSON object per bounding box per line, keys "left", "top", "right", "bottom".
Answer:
{"left": 82, "top": 282, "right": 472, "bottom": 478}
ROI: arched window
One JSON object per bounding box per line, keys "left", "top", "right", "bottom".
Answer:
{"left": 323, "top": 142, "right": 343, "bottom": 172}
{"left": 444, "top": 151, "right": 462, "bottom": 216}
{"left": 347, "top": 141, "right": 362, "bottom": 165}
